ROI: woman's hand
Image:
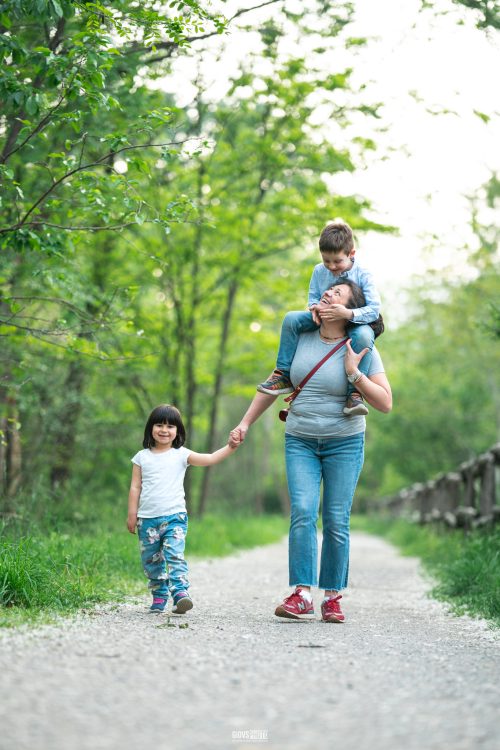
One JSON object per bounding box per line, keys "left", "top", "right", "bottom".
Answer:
{"left": 230, "top": 424, "right": 249, "bottom": 444}
{"left": 228, "top": 430, "right": 242, "bottom": 449}
{"left": 344, "top": 339, "right": 369, "bottom": 376}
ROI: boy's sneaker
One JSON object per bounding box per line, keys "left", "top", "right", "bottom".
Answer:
{"left": 172, "top": 591, "right": 193, "bottom": 614}
{"left": 257, "top": 369, "right": 294, "bottom": 395}
{"left": 343, "top": 392, "right": 369, "bottom": 416}
{"left": 150, "top": 597, "right": 167, "bottom": 612}
{"left": 321, "top": 594, "right": 345, "bottom": 623}
{"left": 275, "top": 587, "right": 315, "bottom": 620}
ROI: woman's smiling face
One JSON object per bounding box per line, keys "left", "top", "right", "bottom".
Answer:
{"left": 320, "top": 283, "right": 352, "bottom": 307}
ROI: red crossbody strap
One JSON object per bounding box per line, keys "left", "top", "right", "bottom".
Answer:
{"left": 283, "top": 337, "right": 348, "bottom": 405}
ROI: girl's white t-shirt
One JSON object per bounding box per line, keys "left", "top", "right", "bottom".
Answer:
{"left": 131, "top": 446, "right": 191, "bottom": 518}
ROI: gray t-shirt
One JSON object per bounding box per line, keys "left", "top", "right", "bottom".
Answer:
{"left": 285, "top": 332, "right": 385, "bottom": 439}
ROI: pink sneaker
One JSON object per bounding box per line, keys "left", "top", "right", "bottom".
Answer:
{"left": 321, "top": 594, "right": 345, "bottom": 623}
{"left": 275, "top": 588, "right": 315, "bottom": 620}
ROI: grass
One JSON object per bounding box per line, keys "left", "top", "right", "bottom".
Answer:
{"left": 351, "top": 515, "right": 500, "bottom": 626}
{"left": 0, "top": 514, "right": 289, "bottom": 627}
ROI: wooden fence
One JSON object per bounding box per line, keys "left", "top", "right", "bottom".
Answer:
{"left": 381, "top": 443, "right": 500, "bottom": 530}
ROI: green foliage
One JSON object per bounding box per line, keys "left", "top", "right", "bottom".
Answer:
{"left": 352, "top": 516, "right": 500, "bottom": 625}
{"left": 0, "top": 513, "right": 288, "bottom": 626}
{"left": 359, "top": 176, "right": 500, "bottom": 501}
{"left": 1, "top": 0, "right": 388, "bottom": 515}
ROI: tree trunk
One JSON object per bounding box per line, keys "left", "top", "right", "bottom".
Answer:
{"left": 0, "top": 392, "right": 23, "bottom": 511}
{"left": 197, "top": 278, "right": 239, "bottom": 516}
{"left": 49, "top": 360, "right": 86, "bottom": 490}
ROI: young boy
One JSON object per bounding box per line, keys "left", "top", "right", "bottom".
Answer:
{"left": 257, "top": 220, "right": 381, "bottom": 416}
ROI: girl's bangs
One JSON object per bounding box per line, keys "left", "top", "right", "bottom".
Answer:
{"left": 151, "top": 405, "right": 182, "bottom": 427}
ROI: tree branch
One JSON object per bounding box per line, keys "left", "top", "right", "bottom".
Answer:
{"left": 0, "top": 138, "right": 198, "bottom": 234}
{"left": 125, "top": 0, "right": 284, "bottom": 62}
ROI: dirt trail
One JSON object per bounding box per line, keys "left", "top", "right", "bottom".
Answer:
{"left": 0, "top": 532, "right": 498, "bottom": 750}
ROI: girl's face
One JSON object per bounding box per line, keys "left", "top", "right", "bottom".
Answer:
{"left": 152, "top": 422, "right": 177, "bottom": 449}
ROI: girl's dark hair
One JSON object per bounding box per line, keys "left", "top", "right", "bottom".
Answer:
{"left": 143, "top": 404, "right": 186, "bottom": 449}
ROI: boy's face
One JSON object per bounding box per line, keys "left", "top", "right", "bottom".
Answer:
{"left": 321, "top": 249, "right": 355, "bottom": 275}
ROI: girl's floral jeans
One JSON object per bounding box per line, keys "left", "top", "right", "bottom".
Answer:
{"left": 136, "top": 512, "right": 189, "bottom": 600}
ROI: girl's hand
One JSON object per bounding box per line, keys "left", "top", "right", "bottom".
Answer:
{"left": 127, "top": 513, "right": 137, "bottom": 534}
{"left": 345, "top": 339, "right": 369, "bottom": 376}
{"left": 228, "top": 430, "right": 241, "bottom": 449}
{"left": 230, "top": 423, "right": 249, "bottom": 443}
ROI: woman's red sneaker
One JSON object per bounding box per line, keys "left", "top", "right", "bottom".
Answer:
{"left": 321, "top": 594, "right": 345, "bottom": 623}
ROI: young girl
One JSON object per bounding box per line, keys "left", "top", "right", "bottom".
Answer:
{"left": 127, "top": 404, "right": 240, "bottom": 613}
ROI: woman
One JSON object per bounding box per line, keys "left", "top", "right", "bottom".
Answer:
{"left": 231, "top": 280, "right": 392, "bottom": 623}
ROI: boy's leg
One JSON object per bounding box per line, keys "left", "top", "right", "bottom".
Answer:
{"left": 163, "top": 512, "right": 191, "bottom": 611}
{"left": 344, "top": 324, "right": 375, "bottom": 416}
{"left": 137, "top": 517, "right": 169, "bottom": 601}
{"left": 258, "top": 311, "right": 318, "bottom": 395}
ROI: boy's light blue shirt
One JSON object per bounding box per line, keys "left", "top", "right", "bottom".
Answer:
{"left": 307, "top": 259, "right": 381, "bottom": 324}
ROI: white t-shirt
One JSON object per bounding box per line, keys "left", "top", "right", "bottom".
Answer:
{"left": 131, "top": 446, "right": 191, "bottom": 518}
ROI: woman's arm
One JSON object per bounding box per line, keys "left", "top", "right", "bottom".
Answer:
{"left": 345, "top": 340, "right": 392, "bottom": 413}
{"left": 188, "top": 442, "right": 240, "bottom": 467}
{"left": 356, "top": 372, "right": 392, "bottom": 413}
{"left": 127, "top": 463, "right": 142, "bottom": 534}
{"left": 231, "top": 391, "right": 278, "bottom": 442}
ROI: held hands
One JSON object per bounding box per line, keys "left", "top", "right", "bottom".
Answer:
{"left": 229, "top": 424, "right": 248, "bottom": 446}
{"left": 228, "top": 430, "right": 242, "bottom": 449}
{"left": 345, "top": 339, "right": 369, "bottom": 376}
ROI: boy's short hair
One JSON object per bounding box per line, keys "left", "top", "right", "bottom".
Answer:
{"left": 319, "top": 221, "right": 354, "bottom": 255}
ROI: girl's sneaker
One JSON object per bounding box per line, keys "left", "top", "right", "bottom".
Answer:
{"left": 321, "top": 594, "right": 345, "bottom": 623}
{"left": 275, "top": 587, "right": 315, "bottom": 620}
{"left": 172, "top": 591, "right": 193, "bottom": 614}
{"left": 150, "top": 597, "right": 167, "bottom": 612}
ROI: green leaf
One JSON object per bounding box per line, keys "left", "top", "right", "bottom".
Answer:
{"left": 25, "top": 96, "right": 39, "bottom": 115}
{"left": 50, "top": 0, "right": 64, "bottom": 18}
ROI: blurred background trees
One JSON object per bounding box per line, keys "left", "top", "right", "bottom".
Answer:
{"left": 1, "top": 0, "right": 498, "bottom": 524}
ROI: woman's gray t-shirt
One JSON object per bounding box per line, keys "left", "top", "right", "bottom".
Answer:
{"left": 285, "top": 331, "right": 385, "bottom": 439}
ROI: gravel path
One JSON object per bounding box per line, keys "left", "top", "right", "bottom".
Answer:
{"left": 0, "top": 531, "right": 499, "bottom": 750}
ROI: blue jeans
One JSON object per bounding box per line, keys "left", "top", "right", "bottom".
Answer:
{"left": 285, "top": 432, "right": 365, "bottom": 591}
{"left": 137, "top": 512, "right": 189, "bottom": 599}
{"left": 276, "top": 311, "right": 375, "bottom": 397}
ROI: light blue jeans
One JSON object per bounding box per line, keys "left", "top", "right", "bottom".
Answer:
{"left": 137, "top": 512, "right": 189, "bottom": 600}
{"left": 276, "top": 311, "right": 375, "bottom": 397}
{"left": 285, "top": 432, "right": 365, "bottom": 591}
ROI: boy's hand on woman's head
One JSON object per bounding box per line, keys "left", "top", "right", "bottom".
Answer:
{"left": 310, "top": 305, "right": 321, "bottom": 325}
{"left": 319, "top": 303, "right": 352, "bottom": 321}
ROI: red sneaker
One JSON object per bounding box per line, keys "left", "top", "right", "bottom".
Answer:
{"left": 321, "top": 594, "right": 345, "bottom": 623}
{"left": 275, "top": 588, "right": 315, "bottom": 620}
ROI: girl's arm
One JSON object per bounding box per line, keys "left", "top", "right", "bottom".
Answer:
{"left": 345, "top": 340, "right": 392, "bottom": 413}
{"left": 188, "top": 442, "right": 240, "bottom": 467}
{"left": 127, "top": 463, "right": 142, "bottom": 534}
{"left": 231, "top": 391, "right": 278, "bottom": 443}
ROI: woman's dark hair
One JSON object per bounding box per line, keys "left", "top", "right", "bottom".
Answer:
{"left": 143, "top": 404, "right": 186, "bottom": 449}
{"left": 330, "top": 279, "right": 384, "bottom": 338}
